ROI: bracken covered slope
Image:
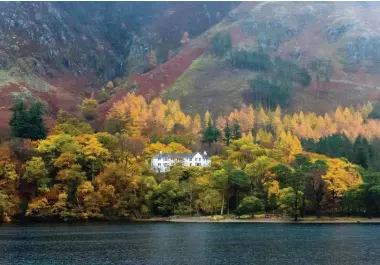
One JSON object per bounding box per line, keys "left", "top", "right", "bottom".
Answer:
{"left": 146, "top": 2, "right": 380, "bottom": 116}
{"left": 3, "top": 2, "right": 380, "bottom": 129}
{"left": 0, "top": 2, "right": 233, "bottom": 129}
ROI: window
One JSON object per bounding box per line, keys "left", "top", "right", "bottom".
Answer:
{"left": 196, "top": 163, "right": 201, "bottom": 166}
{"left": 158, "top": 163, "right": 161, "bottom": 166}
{"left": 164, "top": 158, "right": 168, "bottom": 161}
{"left": 189, "top": 163, "right": 192, "bottom": 166}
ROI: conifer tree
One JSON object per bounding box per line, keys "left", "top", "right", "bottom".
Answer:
{"left": 9, "top": 101, "right": 47, "bottom": 140}
{"left": 9, "top": 101, "right": 28, "bottom": 138}
{"left": 28, "top": 102, "right": 47, "bottom": 140}
{"left": 224, "top": 120, "right": 231, "bottom": 146}
{"left": 231, "top": 120, "right": 242, "bottom": 140}
{"left": 202, "top": 119, "right": 221, "bottom": 147}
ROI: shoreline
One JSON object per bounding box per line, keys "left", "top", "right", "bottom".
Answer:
{"left": 4, "top": 216, "right": 380, "bottom": 225}
{"left": 136, "top": 216, "right": 380, "bottom": 224}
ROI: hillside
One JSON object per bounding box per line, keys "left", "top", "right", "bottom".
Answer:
{"left": 107, "top": 1, "right": 380, "bottom": 117}
{"left": 0, "top": 2, "right": 233, "bottom": 130}
{"left": 2, "top": 2, "right": 380, "bottom": 130}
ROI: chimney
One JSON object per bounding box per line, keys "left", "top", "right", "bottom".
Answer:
{"left": 203, "top": 151, "right": 207, "bottom": 156}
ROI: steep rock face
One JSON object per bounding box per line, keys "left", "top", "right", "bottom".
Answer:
{"left": 0, "top": 2, "right": 233, "bottom": 128}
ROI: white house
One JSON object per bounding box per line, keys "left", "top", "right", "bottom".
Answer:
{"left": 151, "top": 151, "right": 211, "bottom": 173}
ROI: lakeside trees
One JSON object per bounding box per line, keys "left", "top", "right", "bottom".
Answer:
{"left": 1, "top": 95, "right": 380, "bottom": 222}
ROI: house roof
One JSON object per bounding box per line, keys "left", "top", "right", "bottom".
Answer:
{"left": 153, "top": 152, "right": 209, "bottom": 160}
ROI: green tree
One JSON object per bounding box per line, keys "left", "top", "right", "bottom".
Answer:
{"left": 353, "top": 136, "right": 370, "bottom": 169}
{"left": 369, "top": 137, "right": 380, "bottom": 172}
{"left": 78, "top": 98, "right": 98, "bottom": 121}
{"left": 237, "top": 196, "right": 263, "bottom": 217}
{"left": 224, "top": 120, "right": 231, "bottom": 146}
{"left": 9, "top": 101, "right": 47, "bottom": 140}
{"left": 230, "top": 169, "right": 250, "bottom": 211}
{"left": 23, "top": 157, "right": 50, "bottom": 193}
{"left": 57, "top": 164, "right": 86, "bottom": 202}
{"left": 271, "top": 155, "right": 311, "bottom": 221}
{"left": 202, "top": 119, "right": 221, "bottom": 147}
{"left": 197, "top": 189, "right": 222, "bottom": 215}
{"left": 150, "top": 180, "right": 184, "bottom": 216}
{"left": 53, "top": 111, "right": 93, "bottom": 136}
{"left": 9, "top": 101, "right": 28, "bottom": 139}
{"left": 28, "top": 102, "right": 47, "bottom": 140}
{"left": 231, "top": 120, "right": 242, "bottom": 140}
{"left": 245, "top": 156, "right": 274, "bottom": 195}
{"left": 278, "top": 187, "right": 303, "bottom": 215}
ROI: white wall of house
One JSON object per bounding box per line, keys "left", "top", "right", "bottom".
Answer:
{"left": 151, "top": 156, "right": 175, "bottom": 173}
{"left": 183, "top": 153, "right": 210, "bottom": 167}
{"left": 151, "top": 152, "right": 211, "bottom": 173}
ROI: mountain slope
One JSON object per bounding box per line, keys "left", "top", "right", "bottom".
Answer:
{"left": 141, "top": 2, "right": 380, "bottom": 116}
{"left": 0, "top": 2, "right": 233, "bottom": 130}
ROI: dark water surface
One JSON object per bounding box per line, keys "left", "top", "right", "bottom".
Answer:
{"left": 1, "top": 222, "right": 380, "bottom": 265}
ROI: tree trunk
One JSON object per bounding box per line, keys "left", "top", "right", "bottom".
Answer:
{"left": 227, "top": 195, "right": 230, "bottom": 215}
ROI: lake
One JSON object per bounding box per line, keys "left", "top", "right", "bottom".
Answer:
{"left": 1, "top": 222, "right": 380, "bottom": 265}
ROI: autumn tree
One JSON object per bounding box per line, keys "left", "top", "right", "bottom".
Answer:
{"left": 52, "top": 110, "right": 93, "bottom": 136}
{"left": 0, "top": 145, "right": 19, "bottom": 221}
{"left": 23, "top": 157, "right": 50, "bottom": 193}
{"left": 79, "top": 98, "right": 98, "bottom": 121}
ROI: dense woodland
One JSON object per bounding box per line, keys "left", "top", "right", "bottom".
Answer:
{"left": 1, "top": 91, "right": 380, "bottom": 222}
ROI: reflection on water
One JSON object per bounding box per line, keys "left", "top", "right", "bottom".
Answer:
{"left": 1, "top": 223, "right": 380, "bottom": 265}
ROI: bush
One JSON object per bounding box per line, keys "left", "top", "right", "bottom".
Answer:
{"left": 237, "top": 196, "right": 263, "bottom": 217}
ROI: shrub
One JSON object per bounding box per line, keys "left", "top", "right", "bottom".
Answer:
{"left": 237, "top": 196, "right": 263, "bottom": 217}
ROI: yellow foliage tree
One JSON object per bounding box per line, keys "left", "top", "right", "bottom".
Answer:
{"left": 78, "top": 98, "right": 98, "bottom": 121}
